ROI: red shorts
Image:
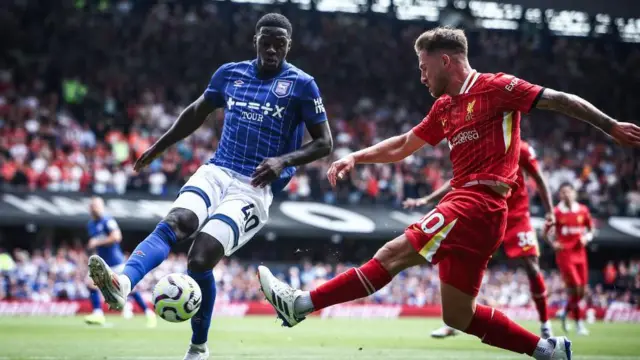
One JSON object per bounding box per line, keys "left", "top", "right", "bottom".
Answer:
{"left": 502, "top": 214, "right": 539, "bottom": 259}
{"left": 405, "top": 187, "right": 508, "bottom": 297}
{"left": 556, "top": 250, "right": 589, "bottom": 287}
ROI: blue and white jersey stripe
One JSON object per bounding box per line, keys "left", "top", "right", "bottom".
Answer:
{"left": 203, "top": 60, "right": 327, "bottom": 192}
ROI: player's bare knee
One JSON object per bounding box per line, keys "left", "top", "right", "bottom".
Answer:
{"left": 187, "top": 233, "right": 225, "bottom": 273}
{"left": 373, "top": 235, "right": 425, "bottom": 276}
{"left": 163, "top": 208, "right": 200, "bottom": 241}
{"left": 522, "top": 257, "right": 540, "bottom": 277}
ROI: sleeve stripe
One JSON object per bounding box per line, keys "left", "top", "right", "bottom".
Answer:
{"left": 529, "top": 87, "right": 545, "bottom": 113}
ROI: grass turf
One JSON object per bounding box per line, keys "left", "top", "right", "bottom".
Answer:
{"left": 0, "top": 316, "right": 639, "bottom": 359}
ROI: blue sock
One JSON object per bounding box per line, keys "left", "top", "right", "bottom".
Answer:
{"left": 188, "top": 269, "right": 216, "bottom": 345}
{"left": 123, "top": 222, "right": 177, "bottom": 288}
{"left": 129, "top": 291, "right": 148, "bottom": 312}
{"left": 89, "top": 289, "right": 102, "bottom": 311}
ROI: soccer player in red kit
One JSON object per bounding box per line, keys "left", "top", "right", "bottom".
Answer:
{"left": 548, "top": 183, "right": 594, "bottom": 336}
{"left": 258, "top": 27, "right": 640, "bottom": 360}
{"left": 404, "top": 140, "right": 555, "bottom": 339}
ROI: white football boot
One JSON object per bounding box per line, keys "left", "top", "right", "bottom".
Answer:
{"left": 430, "top": 325, "right": 459, "bottom": 339}
{"left": 88, "top": 255, "right": 129, "bottom": 310}
{"left": 549, "top": 336, "right": 573, "bottom": 360}
{"left": 257, "top": 265, "right": 307, "bottom": 327}
{"left": 183, "top": 343, "right": 209, "bottom": 360}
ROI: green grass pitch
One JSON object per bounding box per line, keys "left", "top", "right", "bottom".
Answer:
{"left": 1, "top": 316, "right": 639, "bottom": 359}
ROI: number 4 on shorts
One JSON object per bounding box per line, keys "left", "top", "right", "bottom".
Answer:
{"left": 241, "top": 204, "right": 259, "bottom": 233}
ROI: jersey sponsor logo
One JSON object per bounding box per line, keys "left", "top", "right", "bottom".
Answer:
{"left": 560, "top": 225, "right": 585, "bottom": 236}
{"left": 273, "top": 80, "right": 293, "bottom": 97}
{"left": 227, "top": 97, "right": 287, "bottom": 121}
{"left": 449, "top": 129, "right": 480, "bottom": 148}
{"left": 465, "top": 99, "right": 476, "bottom": 121}
{"left": 313, "top": 97, "right": 325, "bottom": 114}
{"left": 505, "top": 77, "right": 519, "bottom": 92}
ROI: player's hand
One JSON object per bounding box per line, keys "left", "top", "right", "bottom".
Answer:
{"left": 87, "top": 238, "right": 99, "bottom": 250}
{"left": 251, "top": 157, "right": 285, "bottom": 188}
{"left": 402, "top": 197, "right": 429, "bottom": 209}
{"left": 327, "top": 155, "right": 356, "bottom": 187}
{"left": 610, "top": 122, "right": 640, "bottom": 147}
{"left": 544, "top": 212, "right": 556, "bottom": 230}
{"left": 134, "top": 145, "right": 164, "bottom": 172}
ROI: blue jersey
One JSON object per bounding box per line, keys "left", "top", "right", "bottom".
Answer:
{"left": 204, "top": 60, "right": 328, "bottom": 192}
{"left": 87, "top": 216, "right": 124, "bottom": 266}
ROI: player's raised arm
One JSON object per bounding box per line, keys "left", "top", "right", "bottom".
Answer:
{"left": 327, "top": 131, "right": 427, "bottom": 187}
{"left": 535, "top": 88, "right": 640, "bottom": 147}
{"left": 134, "top": 65, "right": 226, "bottom": 171}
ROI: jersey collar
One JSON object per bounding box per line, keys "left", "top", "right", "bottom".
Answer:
{"left": 558, "top": 201, "right": 580, "bottom": 213}
{"left": 458, "top": 69, "right": 480, "bottom": 95}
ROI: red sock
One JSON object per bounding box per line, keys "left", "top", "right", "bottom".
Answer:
{"left": 528, "top": 272, "right": 549, "bottom": 322}
{"left": 310, "top": 258, "right": 392, "bottom": 311}
{"left": 464, "top": 305, "right": 540, "bottom": 356}
{"left": 565, "top": 294, "right": 581, "bottom": 320}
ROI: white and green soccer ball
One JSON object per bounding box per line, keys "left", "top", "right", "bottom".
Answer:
{"left": 152, "top": 273, "right": 202, "bottom": 323}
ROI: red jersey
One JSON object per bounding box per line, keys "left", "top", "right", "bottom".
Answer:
{"left": 507, "top": 141, "right": 540, "bottom": 220}
{"left": 553, "top": 202, "right": 593, "bottom": 252}
{"left": 413, "top": 71, "right": 543, "bottom": 191}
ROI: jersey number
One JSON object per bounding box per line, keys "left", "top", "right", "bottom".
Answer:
{"left": 241, "top": 204, "right": 259, "bottom": 233}
{"left": 517, "top": 231, "right": 537, "bottom": 248}
{"left": 420, "top": 211, "right": 445, "bottom": 234}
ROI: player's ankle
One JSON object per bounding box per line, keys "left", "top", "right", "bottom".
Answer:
{"left": 532, "top": 338, "right": 555, "bottom": 360}
{"left": 119, "top": 274, "right": 132, "bottom": 294}
{"left": 293, "top": 291, "right": 314, "bottom": 315}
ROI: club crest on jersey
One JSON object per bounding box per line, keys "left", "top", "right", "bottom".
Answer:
{"left": 273, "top": 80, "right": 293, "bottom": 98}
{"left": 577, "top": 215, "right": 583, "bottom": 224}
{"left": 465, "top": 99, "right": 476, "bottom": 121}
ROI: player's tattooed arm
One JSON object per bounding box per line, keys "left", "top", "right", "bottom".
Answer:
{"left": 536, "top": 89, "right": 640, "bottom": 147}
{"left": 535, "top": 88, "right": 615, "bottom": 133}
{"left": 134, "top": 96, "right": 216, "bottom": 171}
{"left": 251, "top": 121, "right": 332, "bottom": 188}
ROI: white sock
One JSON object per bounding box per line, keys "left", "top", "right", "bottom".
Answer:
{"left": 293, "top": 291, "right": 314, "bottom": 314}
{"left": 532, "top": 338, "right": 555, "bottom": 360}
{"left": 541, "top": 320, "right": 551, "bottom": 328}
{"left": 119, "top": 274, "right": 132, "bottom": 295}
{"left": 145, "top": 309, "right": 155, "bottom": 317}
{"left": 577, "top": 320, "right": 586, "bottom": 329}
{"left": 92, "top": 309, "right": 104, "bottom": 316}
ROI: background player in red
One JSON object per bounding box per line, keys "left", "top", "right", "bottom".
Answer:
{"left": 547, "top": 182, "right": 594, "bottom": 336}
{"left": 404, "top": 140, "right": 555, "bottom": 339}
{"left": 258, "top": 27, "right": 640, "bottom": 360}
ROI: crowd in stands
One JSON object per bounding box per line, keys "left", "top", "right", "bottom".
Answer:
{"left": 1, "top": 0, "right": 639, "bottom": 216}
{"left": 1, "top": 246, "right": 639, "bottom": 310}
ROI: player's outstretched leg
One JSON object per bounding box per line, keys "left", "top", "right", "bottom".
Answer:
{"left": 182, "top": 228, "right": 227, "bottom": 360}
{"left": 522, "top": 256, "right": 552, "bottom": 338}
{"left": 258, "top": 235, "right": 422, "bottom": 327}
{"left": 84, "top": 286, "right": 106, "bottom": 325}
{"left": 441, "top": 282, "right": 571, "bottom": 360}
{"left": 89, "top": 208, "right": 201, "bottom": 310}
{"left": 128, "top": 291, "right": 157, "bottom": 328}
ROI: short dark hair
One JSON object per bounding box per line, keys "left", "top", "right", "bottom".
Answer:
{"left": 414, "top": 27, "right": 468, "bottom": 55}
{"left": 559, "top": 182, "right": 575, "bottom": 190}
{"left": 255, "top": 13, "right": 292, "bottom": 37}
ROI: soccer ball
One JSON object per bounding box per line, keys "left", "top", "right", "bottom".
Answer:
{"left": 152, "top": 273, "right": 202, "bottom": 323}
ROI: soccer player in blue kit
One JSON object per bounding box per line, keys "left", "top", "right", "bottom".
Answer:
{"left": 88, "top": 13, "right": 333, "bottom": 359}
{"left": 84, "top": 196, "right": 157, "bottom": 328}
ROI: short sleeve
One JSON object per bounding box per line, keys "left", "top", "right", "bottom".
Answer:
{"left": 490, "top": 73, "right": 544, "bottom": 114}
{"left": 519, "top": 142, "right": 540, "bottom": 175}
{"left": 299, "top": 78, "right": 328, "bottom": 126}
{"left": 412, "top": 104, "right": 445, "bottom": 146}
{"left": 203, "top": 64, "right": 229, "bottom": 108}
{"left": 105, "top": 218, "right": 120, "bottom": 234}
